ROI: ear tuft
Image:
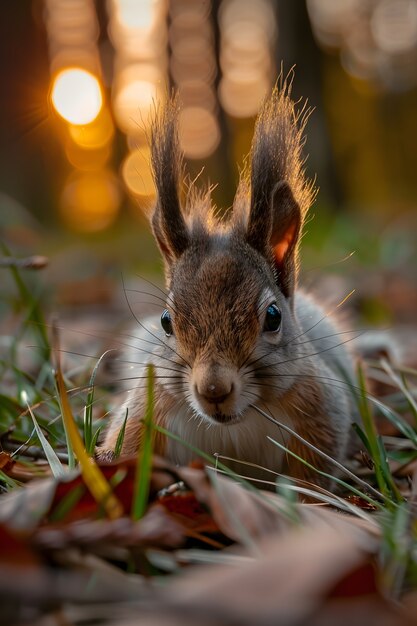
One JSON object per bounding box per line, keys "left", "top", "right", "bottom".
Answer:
{"left": 244, "top": 74, "right": 316, "bottom": 297}
{"left": 151, "top": 97, "right": 189, "bottom": 266}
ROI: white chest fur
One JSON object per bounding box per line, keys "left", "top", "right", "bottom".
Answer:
{"left": 164, "top": 404, "right": 293, "bottom": 482}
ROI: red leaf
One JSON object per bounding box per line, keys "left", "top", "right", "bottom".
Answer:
{"left": 329, "top": 562, "right": 378, "bottom": 598}
{"left": 0, "top": 524, "right": 39, "bottom": 566}
{"left": 160, "top": 492, "right": 219, "bottom": 534}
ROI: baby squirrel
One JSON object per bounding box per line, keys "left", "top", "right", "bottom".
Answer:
{"left": 98, "top": 81, "right": 358, "bottom": 489}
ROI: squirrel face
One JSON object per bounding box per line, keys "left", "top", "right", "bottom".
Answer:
{"left": 157, "top": 231, "right": 301, "bottom": 425}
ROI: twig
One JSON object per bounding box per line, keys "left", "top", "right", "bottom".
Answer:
{"left": 0, "top": 255, "right": 49, "bottom": 270}
{"left": 3, "top": 440, "right": 69, "bottom": 463}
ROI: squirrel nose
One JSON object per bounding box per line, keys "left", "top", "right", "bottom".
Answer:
{"left": 193, "top": 363, "right": 235, "bottom": 406}
{"left": 200, "top": 381, "right": 233, "bottom": 405}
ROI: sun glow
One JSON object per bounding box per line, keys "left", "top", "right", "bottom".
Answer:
{"left": 51, "top": 68, "right": 103, "bottom": 125}
{"left": 60, "top": 171, "right": 120, "bottom": 232}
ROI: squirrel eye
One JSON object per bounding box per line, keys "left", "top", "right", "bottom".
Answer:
{"left": 263, "top": 304, "right": 282, "bottom": 333}
{"left": 161, "top": 309, "right": 173, "bottom": 336}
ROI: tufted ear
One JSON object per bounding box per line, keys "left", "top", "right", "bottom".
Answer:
{"left": 269, "top": 181, "right": 301, "bottom": 297}
{"left": 151, "top": 98, "right": 189, "bottom": 269}
{"left": 243, "top": 80, "right": 314, "bottom": 298}
{"left": 245, "top": 180, "right": 301, "bottom": 298}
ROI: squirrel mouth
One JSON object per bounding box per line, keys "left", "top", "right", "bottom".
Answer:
{"left": 211, "top": 411, "right": 239, "bottom": 425}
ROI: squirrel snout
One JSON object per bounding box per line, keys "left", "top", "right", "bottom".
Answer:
{"left": 197, "top": 381, "right": 233, "bottom": 405}
{"left": 192, "top": 362, "right": 237, "bottom": 414}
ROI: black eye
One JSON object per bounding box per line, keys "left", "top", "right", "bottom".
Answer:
{"left": 263, "top": 304, "right": 282, "bottom": 333}
{"left": 161, "top": 309, "right": 173, "bottom": 336}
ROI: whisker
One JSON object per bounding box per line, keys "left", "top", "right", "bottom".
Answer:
{"left": 242, "top": 373, "right": 288, "bottom": 394}
{"left": 124, "top": 288, "right": 179, "bottom": 315}
{"left": 214, "top": 454, "right": 281, "bottom": 476}
{"left": 254, "top": 380, "right": 357, "bottom": 407}
{"left": 53, "top": 336, "right": 187, "bottom": 373}
{"left": 132, "top": 274, "right": 177, "bottom": 311}
{"left": 31, "top": 321, "right": 187, "bottom": 370}
{"left": 290, "top": 327, "right": 364, "bottom": 349}
{"left": 122, "top": 344, "right": 187, "bottom": 370}
{"left": 133, "top": 273, "right": 168, "bottom": 298}
{"left": 121, "top": 274, "right": 192, "bottom": 370}
{"left": 279, "top": 289, "right": 356, "bottom": 350}
{"left": 303, "top": 251, "right": 356, "bottom": 274}
{"left": 242, "top": 372, "right": 400, "bottom": 421}
{"left": 250, "top": 330, "right": 365, "bottom": 374}
{"left": 113, "top": 358, "right": 185, "bottom": 376}
{"left": 244, "top": 290, "right": 357, "bottom": 370}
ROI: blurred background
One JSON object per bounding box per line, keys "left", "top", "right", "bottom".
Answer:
{"left": 1, "top": 0, "right": 416, "bottom": 336}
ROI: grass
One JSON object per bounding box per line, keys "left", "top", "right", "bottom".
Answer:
{"left": 132, "top": 364, "right": 155, "bottom": 520}
{"left": 1, "top": 249, "right": 417, "bottom": 603}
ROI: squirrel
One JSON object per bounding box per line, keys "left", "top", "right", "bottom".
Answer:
{"left": 97, "top": 80, "right": 359, "bottom": 489}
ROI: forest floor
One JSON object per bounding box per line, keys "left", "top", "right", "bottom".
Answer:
{"left": 1, "top": 214, "right": 417, "bottom": 625}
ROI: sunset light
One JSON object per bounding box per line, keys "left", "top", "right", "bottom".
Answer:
{"left": 51, "top": 68, "right": 103, "bottom": 125}
{"left": 59, "top": 170, "right": 120, "bottom": 232}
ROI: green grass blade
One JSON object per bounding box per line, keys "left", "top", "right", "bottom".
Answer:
{"left": 376, "top": 435, "right": 403, "bottom": 501}
{"left": 352, "top": 421, "right": 402, "bottom": 504}
{"left": 381, "top": 359, "right": 417, "bottom": 429}
{"left": 22, "top": 391, "right": 66, "bottom": 479}
{"left": 267, "top": 435, "right": 384, "bottom": 510}
{"left": 91, "top": 425, "right": 104, "bottom": 451}
{"left": 250, "top": 402, "right": 387, "bottom": 503}
{"left": 53, "top": 379, "right": 75, "bottom": 470}
{"left": 1, "top": 242, "right": 50, "bottom": 359}
{"left": 0, "top": 469, "right": 20, "bottom": 490}
{"left": 132, "top": 364, "right": 155, "bottom": 521}
{"left": 114, "top": 408, "right": 129, "bottom": 458}
{"left": 351, "top": 422, "right": 373, "bottom": 456}
{"left": 356, "top": 364, "right": 398, "bottom": 506}
{"left": 375, "top": 402, "right": 417, "bottom": 448}
{"left": 84, "top": 350, "right": 115, "bottom": 454}
{"left": 274, "top": 482, "right": 378, "bottom": 523}
{"left": 83, "top": 405, "right": 93, "bottom": 456}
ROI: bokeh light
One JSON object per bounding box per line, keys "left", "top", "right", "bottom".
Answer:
{"left": 64, "top": 139, "right": 112, "bottom": 172}
{"left": 178, "top": 107, "right": 220, "bottom": 159}
{"left": 51, "top": 68, "right": 103, "bottom": 125}
{"left": 69, "top": 108, "right": 115, "bottom": 150}
{"left": 40, "top": 0, "right": 417, "bottom": 236}
{"left": 169, "top": 0, "right": 220, "bottom": 159}
{"left": 121, "top": 148, "right": 156, "bottom": 200}
{"left": 218, "top": 0, "right": 276, "bottom": 118}
{"left": 60, "top": 171, "right": 121, "bottom": 232}
{"left": 108, "top": 0, "right": 168, "bottom": 202}
{"left": 113, "top": 68, "right": 161, "bottom": 137}
{"left": 307, "top": 0, "right": 417, "bottom": 90}
{"left": 371, "top": 0, "right": 417, "bottom": 54}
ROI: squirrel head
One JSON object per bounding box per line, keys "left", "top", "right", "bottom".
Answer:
{"left": 149, "top": 81, "right": 316, "bottom": 423}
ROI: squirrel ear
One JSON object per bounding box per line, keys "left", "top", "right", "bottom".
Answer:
{"left": 151, "top": 98, "right": 189, "bottom": 267}
{"left": 151, "top": 194, "right": 189, "bottom": 267}
{"left": 270, "top": 181, "right": 301, "bottom": 297}
{"left": 244, "top": 83, "right": 314, "bottom": 297}
{"left": 151, "top": 210, "right": 175, "bottom": 267}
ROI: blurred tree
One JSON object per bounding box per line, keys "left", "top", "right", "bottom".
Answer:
{"left": 276, "top": 0, "right": 343, "bottom": 208}
{"left": 0, "top": 0, "right": 60, "bottom": 226}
